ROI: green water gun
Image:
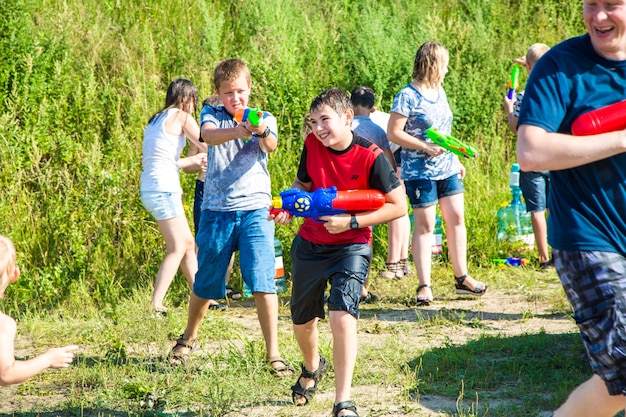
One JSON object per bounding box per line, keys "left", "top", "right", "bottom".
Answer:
{"left": 507, "top": 65, "right": 521, "bottom": 100}
{"left": 425, "top": 127, "right": 477, "bottom": 159}
{"left": 234, "top": 107, "right": 264, "bottom": 126}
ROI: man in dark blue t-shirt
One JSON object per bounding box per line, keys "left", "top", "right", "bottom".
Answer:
{"left": 517, "top": 1, "right": 626, "bottom": 416}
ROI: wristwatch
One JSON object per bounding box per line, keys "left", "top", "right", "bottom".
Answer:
{"left": 350, "top": 214, "right": 359, "bottom": 230}
{"left": 256, "top": 126, "right": 271, "bottom": 139}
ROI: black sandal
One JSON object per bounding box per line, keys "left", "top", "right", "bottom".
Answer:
{"left": 225, "top": 286, "right": 242, "bottom": 300}
{"left": 208, "top": 301, "right": 227, "bottom": 311}
{"left": 333, "top": 400, "right": 359, "bottom": 417}
{"left": 168, "top": 335, "right": 198, "bottom": 365}
{"left": 416, "top": 284, "right": 433, "bottom": 306}
{"left": 291, "top": 355, "right": 329, "bottom": 406}
{"left": 454, "top": 274, "right": 487, "bottom": 296}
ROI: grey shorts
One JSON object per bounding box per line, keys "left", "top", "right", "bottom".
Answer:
{"left": 290, "top": 235, "right": 371, "bottom": 324}
{"left": 554, "top": 249, "right": 626, "bottom": 395}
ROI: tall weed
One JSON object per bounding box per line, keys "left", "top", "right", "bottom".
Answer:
{"left": 0, "top": 0, "right": 584, "bottom": 312}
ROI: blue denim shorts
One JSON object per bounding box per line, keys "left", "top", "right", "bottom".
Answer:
{"left": 405, "top": 173, "right": 464, "bottom": 208}
{"left": 554, "top": 249, "right": 626, "bottom": 395}
{"left": 194, "top": 209, "right": 276, "bottom": 300}
{"left": 140, "top": 191, "right": 184, "bottom": 221}
{"left": 520, "top": 170, "right": 549, "bottom": 212}
{"left": 290, "top": 235, "right": 371, "bottom": 324}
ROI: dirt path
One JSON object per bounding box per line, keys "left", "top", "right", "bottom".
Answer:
{"left": 217, "top": 287, "right": 576, "bottom": 417}
{"left": 1, "top": 281, "right": 576, "bottom": 417}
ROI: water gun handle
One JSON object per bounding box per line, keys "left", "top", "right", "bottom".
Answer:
{"left": 234, "top": 107, "right": 264, "bottom": 127}
{"left": 507, "top": 65, "right": 521, "bottom": 100}
{"left": 571, "top": 99, "right": 626, "bottom": 136}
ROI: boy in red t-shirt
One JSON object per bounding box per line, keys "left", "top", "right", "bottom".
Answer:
{"left": 273, "top": 88, "right": 406, "bottom": 417}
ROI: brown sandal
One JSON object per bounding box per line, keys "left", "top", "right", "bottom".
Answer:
{"left": 168, "top": 335, "right": 198, "bottom": 365}
{"left": 268, "top": 356, "right": 295, "bottom": 377}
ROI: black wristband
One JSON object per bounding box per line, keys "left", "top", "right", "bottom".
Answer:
{"left": 256, "top": 127, "right": 271, "bottom": 139}
{"left": 350, "top": 214, "right": 359, "bottom": 230}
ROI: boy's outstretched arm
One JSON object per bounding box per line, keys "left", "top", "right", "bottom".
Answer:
{"left": 0, "top": 314, "right": 78, "bottom": 386}
{"left": 201, "top": 118, "right": 276, "bottom": 153}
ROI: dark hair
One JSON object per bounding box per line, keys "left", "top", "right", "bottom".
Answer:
{"left": 213, "top": 59, "right": 251, "bottom": 90}
{"left": 202, "top": 95, "right": 223, "bottom": 107}
{"left": 350, "top": 86, "right": 376, "bottom": 108}
{"left": 148, "top": 78, "right": 198, "bottom": 124}
{"left": 310, "top": 88, "right": 352, "bottom": 115}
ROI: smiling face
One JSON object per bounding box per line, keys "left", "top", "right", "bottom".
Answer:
{"left": 584, "top": 0, "right": 626, "bottom": 60}
{"left": 308, "top": 104, "right": 354, "bottom": 151}
{"left": 216, "top": 74, "right": 251, "bottom": 116}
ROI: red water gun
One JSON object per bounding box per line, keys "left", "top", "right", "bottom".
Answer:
{"left": 571, "top": 99, "right": 626, "bottom": 136}
{"left": 270, "top": 187, "right": 385, "bottom": 221}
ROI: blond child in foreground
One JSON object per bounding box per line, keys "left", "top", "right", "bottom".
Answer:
{"left": 0, "top": 236, "right": 77, "bottom": 386}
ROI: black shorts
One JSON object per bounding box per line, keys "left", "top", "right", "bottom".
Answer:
{"left": 290, "top": 235, "right": 371, "bottom": 325}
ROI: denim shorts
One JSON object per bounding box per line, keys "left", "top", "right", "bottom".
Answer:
{"left": 194, "top": 208, "right": 276, "bottom": 300}
{"left": 520, "top": 170, "right": 549, "bottom": 212}
{"left": 290, "top": 235, "right": 371, "bottom": 324}
{"left": 404, "top": 173, "right": 464, "bottom": 208}
{"left": 554, "top": 249, "right": 626, "bottom": 395}
{"left": 140, "top": 191, "right": 184, "bottom": 221}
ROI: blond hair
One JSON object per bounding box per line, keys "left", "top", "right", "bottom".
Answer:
{"left": 526, "top": 43, "right": 550, "bottom": 68}
{"left": 0, "top": 236, "right": 16, "bottom": 294}
{"left": 213, "top": 59, "right": 251, "bottom": 91}
{"left": 514, "top": 43, "right": 550, "bottom": 69}
{"left": 412, "top": 41, "right": 449, "bottom": 88}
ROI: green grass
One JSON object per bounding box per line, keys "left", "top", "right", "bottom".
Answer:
{"left": 4, "top": 263, "right": 588, "bottom": 417}
{"left": 0, "top": 0, "right": 585, "bottom": 312}
{"left": 0, "top": 1, "right": 596, "bottom": 416}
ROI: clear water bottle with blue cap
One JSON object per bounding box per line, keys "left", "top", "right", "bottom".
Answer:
{"left": 497, "top": 163, "right": 534, "bottom": 251}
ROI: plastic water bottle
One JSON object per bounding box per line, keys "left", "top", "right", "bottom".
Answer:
{"left": 243, "top": 236, "right": 286, "bottom": 297}
{"left": 431, "top": 215, "right": 443, "bottom": 257}
{"left": 497, "top": 164, "right": 534, "bottom": 251}
{"left": 243, "top": 280, "right": 252, "bottom": 299}
{"left": 274, "top": 237, "right": 287, "bottom": 294}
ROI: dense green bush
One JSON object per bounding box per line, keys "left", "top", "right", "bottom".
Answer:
{"left": 0, "top": 0, "right": 584, "bottom": 313}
